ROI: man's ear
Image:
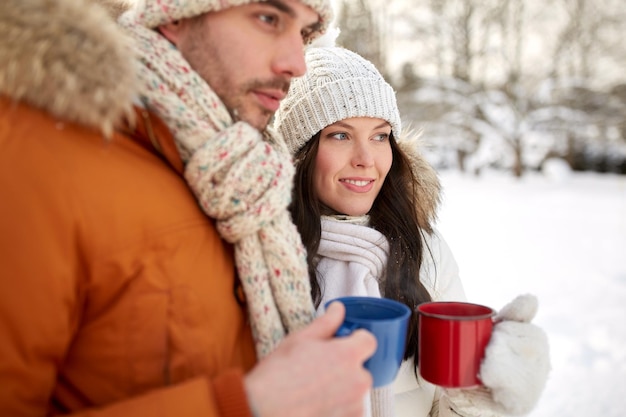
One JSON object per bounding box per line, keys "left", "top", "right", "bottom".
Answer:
{"left": 157, "top": 21, "right": 183, "bottom": 46}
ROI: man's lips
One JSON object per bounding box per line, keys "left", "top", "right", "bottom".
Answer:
{"left": 254, "top": 89, "right": 286, "bottom": 112}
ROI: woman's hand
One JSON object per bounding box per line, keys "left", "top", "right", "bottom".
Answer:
{"left": 443, "top": 294, "right": 551, "bottom": 417}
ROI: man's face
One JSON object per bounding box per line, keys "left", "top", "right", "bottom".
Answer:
{"left": 171, "top": 0, "right": 319, "bottom": 131}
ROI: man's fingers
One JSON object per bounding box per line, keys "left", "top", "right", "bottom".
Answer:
{"left": 295, "top": 301, "right": 346, "bottom": 340}
{"left": 344, "top": 328, "right": 377, "bottom": 362}
{"left": 290, "top": 301, "right": 377, "bottom": 366}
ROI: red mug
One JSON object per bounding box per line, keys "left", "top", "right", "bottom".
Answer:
{"left": 417, "top": 301, "right": 495, "bottom": 388}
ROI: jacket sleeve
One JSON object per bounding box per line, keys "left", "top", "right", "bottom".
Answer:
{"left": 421, "top": 228, "right": 466, "bottom": 302}
{"left": 434, "top": 388, "right": 502, "bottom": 417}
{"left": 418, "top": 230, "right": 499, "bottom": 417}
{"left": 0, "top": 159, "right": 253, "bottom": 417}
{"left": 393, "top": 229, "right": 469, "bottom": 417}
{"left": 59, "top": 374, "right": 254, "bottom": 417}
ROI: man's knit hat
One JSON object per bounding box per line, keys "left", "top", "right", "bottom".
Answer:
{"left": 274, "top": 46, "right": 401, "bottom": 155}
{"left": 131, "top": 0, "right": 332, "bottom": 39}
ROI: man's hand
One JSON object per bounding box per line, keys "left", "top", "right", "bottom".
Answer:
{"left": 244, "top": 301, "right": 377, "bottom": 417}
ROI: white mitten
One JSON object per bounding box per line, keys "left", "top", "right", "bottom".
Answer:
{"left": 442, "top": 294, "right": 551, "bottom": 417}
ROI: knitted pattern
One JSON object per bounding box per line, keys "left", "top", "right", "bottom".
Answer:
{"left": 371, "top": 386, "right": 395, "bottom": 417}
{"left": 119, "top": 12, "right": 315, "bottom": 358}
{"left": 274, "top": 46, "right": 401, "bottom": 155}
{"left": 132, "top": 0, "right": 333, "bottom": 41}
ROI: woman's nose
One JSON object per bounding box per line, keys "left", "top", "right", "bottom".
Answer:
{"left": 351, "top": 142, "right": 375, "bottom": 167}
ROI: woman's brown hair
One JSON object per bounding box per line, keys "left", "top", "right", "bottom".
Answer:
{"left": 289, "top": 131, "right": 433, "bottom": 367}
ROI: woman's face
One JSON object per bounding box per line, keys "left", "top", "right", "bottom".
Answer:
{"left": 314, "top": 117, "right": 393, "bottom": 216}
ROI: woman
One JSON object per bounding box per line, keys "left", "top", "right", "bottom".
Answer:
{"left": 274, "top": 45, "right": 550, "bottom": 417}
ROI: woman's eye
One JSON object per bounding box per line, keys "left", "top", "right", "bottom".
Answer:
{"left": 330, "top": 132, "right": 348, "bottom": 140}
{"left": 373, "top": 133, "right": 389, "bottom": 142}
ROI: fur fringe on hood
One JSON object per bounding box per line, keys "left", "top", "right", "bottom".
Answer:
{"left": 0, "top": 0, "right": 137, "bottom": 136}
{"left": 396, "top": 129, "right": 442, "bottom": 232}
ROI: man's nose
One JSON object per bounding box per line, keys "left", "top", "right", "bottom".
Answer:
{"left": 271, "top": 32, "right": 307, "bottom": 78}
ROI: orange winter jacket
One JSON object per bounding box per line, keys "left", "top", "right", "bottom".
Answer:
{"left": 0, "top": 100, "right": 257, "bottom": 416}
{"left": 0, "top": 1, "right": 259, "bottom": 414}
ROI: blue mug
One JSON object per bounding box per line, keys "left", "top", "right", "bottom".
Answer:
{"left": 326, "top": 296, "right": 411, "bottom": 387}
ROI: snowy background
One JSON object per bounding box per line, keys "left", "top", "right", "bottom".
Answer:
{"left": 436, "top": 167, "right": 626, "bottom": 416}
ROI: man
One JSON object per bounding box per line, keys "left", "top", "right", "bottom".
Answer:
{"left": 0, "top": 0, "right": 376, "bottom": 416}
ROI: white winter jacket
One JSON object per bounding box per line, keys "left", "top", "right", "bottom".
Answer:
{"left": 315, "top": 216, "right": 466, "bottom": 417}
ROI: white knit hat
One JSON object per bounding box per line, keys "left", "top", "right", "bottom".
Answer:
{"left": 274, "top": 46, "right": 401, "bottom": 155}
{"left": 131, "top": 0, "right": 332, "bottom": 39}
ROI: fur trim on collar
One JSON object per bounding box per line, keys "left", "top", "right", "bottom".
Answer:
{"left": 396, "top": 129, "right": 442, "bottom": 232}
{"left": 97, "top": 0, "right": 134, "bottom": 20}
{"left": 0, "top": 0, "right": 137, "bottom": 136}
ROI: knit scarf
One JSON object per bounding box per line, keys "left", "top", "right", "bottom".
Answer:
{"left": 320, "top": 216, "right": 395, "bottom": 417}
{"left": 119, "top": 14, "right": 315, "bottom": 358}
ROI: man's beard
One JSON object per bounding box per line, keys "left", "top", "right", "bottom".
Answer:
{"left": 227, "top": 78, "right": 291, "bottom": 131}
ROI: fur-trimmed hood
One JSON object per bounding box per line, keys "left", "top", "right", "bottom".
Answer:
{"left": 0, "top": 0, "right": 136, "bottom": 136}
{"left": 396, "top": 129, "right": 442, "bottom": 231}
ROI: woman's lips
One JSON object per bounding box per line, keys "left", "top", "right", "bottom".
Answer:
{"left": 340, "top": 178, "right": 375, "bottom": 193}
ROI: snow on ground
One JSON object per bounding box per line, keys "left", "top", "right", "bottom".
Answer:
{"left": 436, "top": 169, "right": 626, "bottom": 416}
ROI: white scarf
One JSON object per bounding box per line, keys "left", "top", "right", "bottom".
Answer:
{"left": 318, "top": 216, "right": 395, "bottom": 417}
{"left": 316, "top": 216, "right": 388, "bottom": 312}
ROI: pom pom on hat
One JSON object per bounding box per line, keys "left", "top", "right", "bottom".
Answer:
{"left": 129, "top": 0, "right": 333, "bottom": 40}
{"left": 274, "top": 46, "right": 402, "bottom": 155}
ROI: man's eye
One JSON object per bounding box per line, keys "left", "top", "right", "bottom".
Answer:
{"left": 259, "top": 14, "right": 278, "bottom": 26}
